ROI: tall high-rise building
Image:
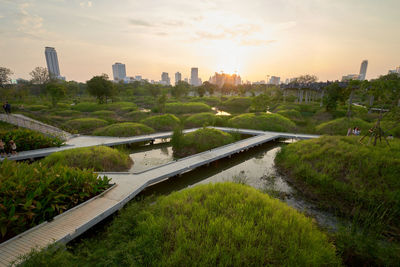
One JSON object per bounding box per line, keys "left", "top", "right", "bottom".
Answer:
{"left": 175, "top": 72, "right": 182, "bottom": 85}
{"left": 161, "top": 72, "right": 170, "bottom": 85}
{"left": 190, "top": 67, "right": 200, "bottom": 86}
{"left": 359, "top": 60, "right": 368, "bottom": 80}
{"left": 268, "top": 76, "right": 280, "bottom": 85}
{"left": 112, "top": 63, "right": 126, "bottom": 81}
{"left": 45, "top": 47, "right": 61, "bottom": 79}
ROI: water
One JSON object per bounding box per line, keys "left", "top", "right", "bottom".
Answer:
{"left": 124, "top": 140, "right": 339, "bottom": 230}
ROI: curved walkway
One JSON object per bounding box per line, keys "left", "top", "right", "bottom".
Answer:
{"left": 0, "top": 128, "right": 318, "bottom": 266}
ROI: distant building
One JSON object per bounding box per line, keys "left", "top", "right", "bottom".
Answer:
{"left": 268, "top": 76, "right": 280, "bottom": 85}
{"left": 112, "top": 63, "right": 126, "bottom": 81}
{"left": 341, "top": 74, "right": 360, "bottom": 82}
{"left": 388, "top": 66, "right": 400, "bottom": 75}
{"left": 359, "top": 60, "right": 368, "bottom": 80}
{"left": 175, "top": 72, "right": 182, "bottom": 85}
{"left": 45, "top": 47, "right": 64, "bottom": 80}
{"left": 190, "top": 68, "right": 200, "bottom": 86}
{"left": 209, "top": 72, "right": 242, "bottom": 88}
{"left": 135, "top": 75, "right": 142, "bottom": 81}
{"left": 161, "top": 72, "right": 170, "bottom": 85}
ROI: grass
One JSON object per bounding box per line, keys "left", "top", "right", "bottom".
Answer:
{"left": 65, "top": 118, "right": 109, "bottom": 133}
{"left": 275, "top": 136, "right": 400, "bottom": 265}
{"left": 19, "top": 183, "right": 341, "bottom": 266}
{"left": 276, "top": 109, "right": 303, "bottom": 120}
{"left": 229, "top": 113, "right": 296, "bottom": 132}
{"left": 124, "top": 110, "right": 151, "bottom": 122}
{"left": 91, "top": 110, "right": 117, "bottom": 117}
{"left": 0, "top": 160, "right": 110, "bottom": 242}
{"left": 172, "top": 128, "right": 235, "bottom": 157}
{"left": 165, "top": 102, "right": 212, "bottom": 114}
{"left": 315, "top": 117, "right": 372, "bottom": 135}
{"left": 140, "top": 114, "right": 180, "bottom": 131}
{"left": 221, "top": 97, "right": 252, "bottom": 113}
{"left": 184, "top": 112, "right": 222, "bottom": 128}
{"left": 93, "top": 122, "right": 154, "bottom": 137}
{"left": 42, "top": 146, "right": 133, "bottom": 172}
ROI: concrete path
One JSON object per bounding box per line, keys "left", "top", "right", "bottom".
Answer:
{"left": 0, "top": 128, "right": 318, "bottom": 266}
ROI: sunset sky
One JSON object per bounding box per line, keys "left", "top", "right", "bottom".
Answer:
{"left": 1, "top": 0, "right": 400, "bottom": 83}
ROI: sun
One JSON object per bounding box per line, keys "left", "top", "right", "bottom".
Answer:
{"left": 211, "top": 40, "right": 245, "bottom": 75}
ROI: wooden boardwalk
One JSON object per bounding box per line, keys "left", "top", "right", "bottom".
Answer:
{"left": 0, "top": 128, "right": 318, "bottom": 266}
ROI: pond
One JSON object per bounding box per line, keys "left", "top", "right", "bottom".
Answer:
{"left": 124, "top": 140, "right": 339, "bottom": 230}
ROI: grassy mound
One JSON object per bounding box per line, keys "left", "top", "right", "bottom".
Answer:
{"left": 103, "top": 102, "right": 137, "bottom": 113}
{"left": 26, "top": 104, "right": 48, "bottom": 111}
{"left": 42, "top": 146, "right": 133, "bottom": 172}
{"left": 20, "top": 183, "right": 340, "bottom": 266}
{"left": 316, "top": 117, "right": 371, "bottom": 135}
{"left": 276, "top": 109, "right": 302, "bottom": 120}
{"left": 173, "top": 128, "right": 235, "bottom": 157}
{"left": 0, "top": 129, "right": 64, "bottom": 151}
{"left": 71, "top": 102, "right": 103, "bottom": 112}
{"left": 65, "top": 118, "right": 109, "bottom": 133}
{"left": 125, "top": 110, "right": 151, "bottom": 122}
{"left": 275, "top": 136, "right": 400, "bottom": 265}
{"left": 140, "top": 114, "right": 180, "bottom": 131}
{"left": 229, "top": 113, "right": 296, "bottom": 132}
{"left": 165, "top": 102, "right": 211, "bottom": 114}
{"left": 93, "top": 122, "right": 154, "bottom": 137}
{"left": 221, "top": 97, "right": 251, "bottom": 113}
{"left": 184, "top": 112, "right": 221, "bottom": 128}
{"left": 272, "top": 103, "right": 301, "bottom": 112}
{"left": 91, "top": 110, "right": 117, "bottom": 117}
{"left": 191, "top": 96, "right": 221, "bottom": 107}
{"left": 53, "top": 110, "right": 81, "bottom": 117}
{"left": 0, "top": 160, "right": 110, "bottom": 242}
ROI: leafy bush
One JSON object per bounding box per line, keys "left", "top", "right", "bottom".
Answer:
{"left": 229, "top": 113, "right": 296, "bottom": 132}
{"left": 93, "top": 122, "right": 154, "bottom": 137}
{"left": 190, "top": 96, "right": 221, "bottom": 107}
{"left": 173, "top": 128, "right": 235, "bottom": 157}
{"left": 184, "top": 112, "right": 221, "bottom": 128}
{"left": 0, "top": 129, "right": 64, "bottom": 152}
{"left": 221, "top": 97, "right": 251, "bottom": 113}
{"left": 165, "top": 102, "right": 211, "bottom": 114}
{"left": 42, "top": 146, "right": 133, "bottom": 172}
{"left": 20, "top": 183, "right": 340, "bottom": 266}
{"left": 0, "top": 160, "right": 110, "bottom": 242}
{"left": 65, "top": 118, "right": 109, "bottom": 133}
{"left": 125, "top": 110, "right": 151, "bottom": 122}
{"left": 140, "top": 114, "right": 180, "bottom": 131}
{"left": 315, "top": 117, "right": 371, "bottom": 135}
{"left": 0, "top": 121, "right": 17, "bottom": 131}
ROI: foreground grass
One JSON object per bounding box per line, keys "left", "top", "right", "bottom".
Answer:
{"left": 93, "top": 122, "right": 154, "bottom": 137}
{"left": 41, "top": 146, "right": 133, "bottom": 172}
{"left": 20, "top": 183, "right": 340, "bottom": 266}
{"left": 275, "top": 136, "right": 400, "bottom": 265}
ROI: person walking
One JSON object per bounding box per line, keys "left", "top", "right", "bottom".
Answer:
{"left": 9, "top": 140, "right": 17, "bottom": 156}
{"left": 5, "top": 102, "right": 11, "bottom": 114}
{"left": 2, "top": 102, "right": 7, "bottom": 114}
{"left": 0, "top": 140, "right": 6, "bottom": 158}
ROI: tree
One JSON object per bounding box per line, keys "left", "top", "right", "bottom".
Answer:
{"left": 157, "top": 93, "right": 167, "bottom": 113}
{"left": 147, "top": 83, "right": 161, "bottom": 98}
{"left": 291, "top": 74, "right": 318, "bottom": 84}
{"left": 0, "top": 67, "right": 13, "bottom": 87}
{"left": 29, "top": 67, "right": 49, "bottom": 85}
{"left": 202, "top": 81, "right": 216, "bottom": 96}
{"left": 65, "top": 81, "right": 79, "bottom": 97}
{"left": 196, "top": 85, "right": 206, "bottom": 97}
{"left": 87, "top": 74, "right": 114, "bottom": 104}
{"left": 323, "top": 82, "right": 345, "bottom": 112}
{"left": 46, "top": 83, "right": 66, "bottom": 107}
{"left": 171, "top": 81, "right": 189, "bottom": 99}
{"left": 346, "top": 79, "right": 362, "bottom": 118}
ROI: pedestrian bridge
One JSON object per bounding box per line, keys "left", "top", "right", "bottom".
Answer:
{"left": 0, "top": 127, "right": 318, "bottom": 266}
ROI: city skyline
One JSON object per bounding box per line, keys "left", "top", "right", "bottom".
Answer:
{"left": 1, "top": 0, "right": 400, "bottom": 82}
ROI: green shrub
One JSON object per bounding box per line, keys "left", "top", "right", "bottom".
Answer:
{"left": 140, "top": 114, "right": 180, "bottom": 131}
{"left": 93, "top": 122, "right": 154, "bottom": 137}
{"left": 173, "top": 128, "right": 235, "bottom": 157}
{"left": 165, "top": 102, "right": 211, "bottom": 114}
{"left": 71, "top": 102, "right": 103, "bottom": 112}
{"left": 184, "top": 112, "right": 221, "bottom": 128}
{"left": 26, "top": 105, "right": 48, "bottom": 111}
{"left": 65, "top": 118, "right": 109, "bottom": 133}
{"left": 103, "top": 102, "right": 137, "bottom": 112}
{"left": 0, "top": 160, "right": 110, "bottom": 242}
{"left": 42, "top": 146, "right": 133, "bottom": 172}
{"left": 0, "top": 129, "right": 64, "bottom": 151}
{"left": 316, "top": 117, "right": 371, "bottom": 135}
{"left": 125, "top": 110, "right": 151, "bottom": 122}
{"left": 20, "top": 183, "right": 340, "bottom": 266}
{"left": 229, "top": 113, "right": 296, "bottom": 132}
{"left": 272, "top": 103, "right": 301, "bottom": 112}
{"left": 191, "top": 96, "right": 221, "bottom": 107}
{"left": 53, "top": 110, "right": 81, "bottom": 117}
{"left": 221, "top": 97, "right": 251, "bottom": 113}
{"left": 0, "top": 121, "right": 17, "bottom": 131}
{"left": 381, "top": 120, "right": 400, "bottom": 137}
{"left": 91, "top": 110, "right": 117, "bottom": 117}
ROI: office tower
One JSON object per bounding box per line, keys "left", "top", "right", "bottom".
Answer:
{"left": 269, "top": 76, "right": 280, "bottom": 85}
{"left": 112, "top": 63, "right": 127, "bottom": 81}
{"left": 190, "top": 67, "right": 200, "bottom": 86}
{"left": 135, "top": 75, "right": 142, "bottom": 81}
{"left": 161, "top": 72, "right": 170, "bottom": 85}
{"left": 359, "top": 60, "right": 368, "bottom": 80}
{"left": 175, "top": 72, "right": 182, "bottom": 85}
{"left": 45, "top": 47, "right": 61, "bottom": 79}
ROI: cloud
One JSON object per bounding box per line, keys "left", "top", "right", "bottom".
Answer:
{"left": 16, "top": 2, "right": 46, "bottom": 38}
{"left": 240, "top": 39, "right": 276, "bottom": 46}
{"left": 129, "top": 18, "right": 153, "bottom": 27}
{"left": 79, "top": 1, "right": 92, "bottom": 8}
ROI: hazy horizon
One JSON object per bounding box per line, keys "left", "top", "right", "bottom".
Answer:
{"left": 1, "top": 0, "right": 400, "bottom": 83}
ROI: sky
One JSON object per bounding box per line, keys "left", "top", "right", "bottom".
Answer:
{"left": 1, "top": 0, "right": 400, "bottom": 83}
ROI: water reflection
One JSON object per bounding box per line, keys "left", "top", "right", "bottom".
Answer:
{"left": 212, "top": 107, "right": 231, "bottom": 116}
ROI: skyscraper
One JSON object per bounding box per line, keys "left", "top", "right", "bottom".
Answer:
{"left": 161, "top": 72, "right": 170, "bottom": 85}
{"left": 359, "top": 60, "right": 368, "bottom": 80}
{"left": 45, "top": 47, "right": 61, "bottom": 79}
{"left": 175, "top": 72, "right": 182, "bottom": 85}
{"left": 112, "top": 63, "right": 126, "bottom": 81}
{"left": 190, "top": 68, "right": 200, "bottom": 86}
